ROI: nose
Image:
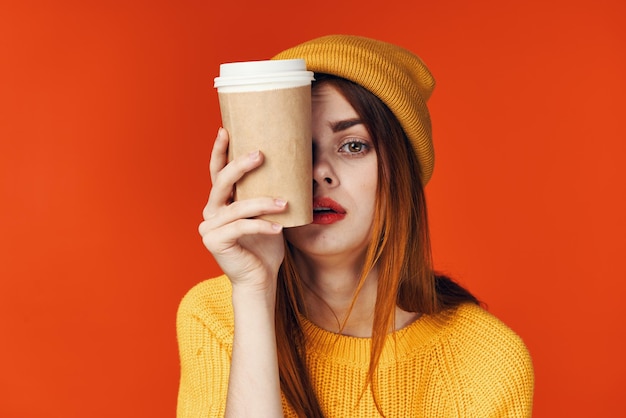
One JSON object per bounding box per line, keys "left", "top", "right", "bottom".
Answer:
{"left": 312, "top": 147, "right": 337, "bottom": 188}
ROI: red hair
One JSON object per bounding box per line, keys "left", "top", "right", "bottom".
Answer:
{"left": 275, "top": 75, "right": 478, "bottom": 417}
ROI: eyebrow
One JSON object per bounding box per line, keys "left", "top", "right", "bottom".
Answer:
{"left": 329, "top": 118, "right": 363, "bottom": 133}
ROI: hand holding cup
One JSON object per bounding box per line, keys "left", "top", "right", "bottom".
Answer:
{"left": 199, "top": 128, "right": 287, "bottom": 293}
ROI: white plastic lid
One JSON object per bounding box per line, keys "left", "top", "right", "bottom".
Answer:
{"left": 219, "top": 59, "right": 306, "bottom": 78}
{"left": 214, "top": 59, "right": 314, "bottom": 90}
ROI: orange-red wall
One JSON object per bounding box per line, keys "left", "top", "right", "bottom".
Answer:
{"left": 1, "top": 1, "right": 624, "bottom": 416}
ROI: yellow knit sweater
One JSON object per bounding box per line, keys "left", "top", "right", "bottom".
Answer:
{"left": 177, "top": 275, "right": 534, "bottom": 417}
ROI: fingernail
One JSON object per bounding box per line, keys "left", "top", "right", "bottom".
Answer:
{"left": 217, "top": 127, "right": 224, "bottom": 137}
{"left": 248, "top": 150, "right": 260, "bottom": 160}
{"left": 274, "top": 198, "right": 287, "bottom": 208}
{"left": 271, "top": 223, "right": 283, "bottom": 231}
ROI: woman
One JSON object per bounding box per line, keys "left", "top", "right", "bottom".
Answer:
{"left": 177, "top": 35, "right": 534, "bottom": 417}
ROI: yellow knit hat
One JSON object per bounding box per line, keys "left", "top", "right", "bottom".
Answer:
{"left": 273, "top": 34, "right": 436, "bottom": 185}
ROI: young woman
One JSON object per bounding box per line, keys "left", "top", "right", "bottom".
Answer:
{"left": 177, "top": 35, "right": 534, "bottom": 417}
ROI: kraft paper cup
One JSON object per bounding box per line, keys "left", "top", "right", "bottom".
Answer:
{"left": 214, "top": 59, "right": 314, "bottom": 227}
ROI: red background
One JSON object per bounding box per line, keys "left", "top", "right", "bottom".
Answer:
{"left": 1, "top": 0, "right": 624, "bottom": 416}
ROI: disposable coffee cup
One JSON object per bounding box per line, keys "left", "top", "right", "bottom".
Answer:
{"left": 214, "top": 59, "right": 314, "bottom": 227}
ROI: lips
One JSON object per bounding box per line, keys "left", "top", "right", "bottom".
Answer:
{"left": 312, "top": 197, "right": 346, "bottom": 225}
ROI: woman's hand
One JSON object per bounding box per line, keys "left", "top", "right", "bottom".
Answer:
{"left": 199, "top": 128, "right": 287, "bottom": 294}
{"left": 199, "top": 128, "right": 286, "bottom": 417}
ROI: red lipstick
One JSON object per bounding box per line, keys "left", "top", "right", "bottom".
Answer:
{"left": 312, "top": 197, "right": 346, "bottom": 225}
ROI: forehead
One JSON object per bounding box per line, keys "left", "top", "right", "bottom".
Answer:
{"left": 312, "top": 83, "right": 357, "bottom": 116}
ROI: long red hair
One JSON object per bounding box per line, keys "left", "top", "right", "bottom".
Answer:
{"left": 275, "top": 75, "right": 479, "bottom": 417}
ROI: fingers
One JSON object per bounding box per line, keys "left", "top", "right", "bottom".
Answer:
{"left": 200, "top": 217, "right": 283, "bottom": 254}
{"left": 199, "top": 197, "right": 286, "bottom": 255}
{"left": 202, "top": 127, "right": 287, "bottom": 250}
{"left": 202, "top": 196, "right": 287, "bottom": 228}
{"left": 206, "top": 128, "right": 265, "bottom": 215}
{"left": 209, "top": 128, "right": 229, "bottom": 184}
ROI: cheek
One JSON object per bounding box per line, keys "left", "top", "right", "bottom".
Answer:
{"left": 364, "top": 165, "right": 379, "bottom": 199}
{"left": 356, "top": 174, "right": 378, "bottom": 215}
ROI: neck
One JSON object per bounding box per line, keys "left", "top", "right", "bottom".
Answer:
{"left": 291, "top": 250, "right": 377, "bottom": 337}
{"left": 290, "top": 250, "right": 421, "bottom": 337}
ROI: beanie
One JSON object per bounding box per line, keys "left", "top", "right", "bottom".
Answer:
{"left": 273, "top": 34, "right": 436, "bottom": 185}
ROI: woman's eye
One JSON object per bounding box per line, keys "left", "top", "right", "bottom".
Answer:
{"left": 340, "top": 141, "right": 368, "bottom": 154}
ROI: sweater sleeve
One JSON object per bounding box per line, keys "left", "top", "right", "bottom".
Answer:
{"left": 489, "top": 329, "right": 534, "bottom": 417}
{"left": 176, "top": 277, "right": 234, "bottom": 418}
{"left": 449, "top": 304, "right": 535, "bottom": 418}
